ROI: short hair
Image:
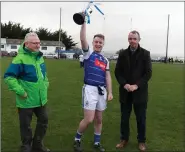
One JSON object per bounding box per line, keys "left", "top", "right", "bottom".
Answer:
{"left": 93, "top": 34, "right": 105, "bottom": 40}
{"left": 24, "top": 32, "right": 39, "bottom": 42}
{"left": 130, "top": 30, "right": 140, "bottom": 39}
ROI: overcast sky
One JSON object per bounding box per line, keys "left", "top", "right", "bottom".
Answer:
{"left": 1, "top": 2, "right": 184, "bottom": 57}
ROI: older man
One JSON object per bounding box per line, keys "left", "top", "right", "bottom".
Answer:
{"left": 4, "top": 32, "right": 50, "bottom": 152}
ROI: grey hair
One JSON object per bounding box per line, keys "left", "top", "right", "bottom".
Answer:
{"left": 24, "top": 32, "right": 39, "bottom": 42}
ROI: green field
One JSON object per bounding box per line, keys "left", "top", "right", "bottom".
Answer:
{"left": 1, "top": 58, "right": 185, "bottom": 151}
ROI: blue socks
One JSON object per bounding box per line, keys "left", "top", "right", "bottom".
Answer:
{"left": 75, "top": 131, "right": 82, "bottom": 141}
{"left": 94, "top": 133, "right": 101, "bottom": 145}
{"left": 75, "top": 131, "right": 101, "bottom": 144}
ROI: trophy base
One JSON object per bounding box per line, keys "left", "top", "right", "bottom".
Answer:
{"left": 73, "top": 13, "right": 85, "bottom": 25}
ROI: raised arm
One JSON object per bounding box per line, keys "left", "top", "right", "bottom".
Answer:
{"left": 80, "top": 22, "right": 88, "bottom": 51}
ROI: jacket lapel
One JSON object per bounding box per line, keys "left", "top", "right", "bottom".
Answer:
{"left": 124, "top": 49, "right": 130, "bottom": 71}
{"left": 133, "top": 46, "right": 142, "bottom": 67}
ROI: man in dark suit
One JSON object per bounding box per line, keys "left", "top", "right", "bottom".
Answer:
{"left": 114, "top": 30, "right": 152, "bottom": 151}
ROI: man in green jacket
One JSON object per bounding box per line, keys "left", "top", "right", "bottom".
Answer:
{"left": 4, "top": 32, "right": 50, "bottom": 152}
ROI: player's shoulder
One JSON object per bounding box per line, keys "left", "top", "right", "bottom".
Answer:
{"left": 140, "top": 47, "right": 150, "bottom": 56}
{"left": 119, "top": 49, "right": 127, "bottom": 56}
{"left": 101, "top": 54, "right": 109, "bottom": 63}
{"left": 89, "top": 47, "right": 94, "bottom": 53}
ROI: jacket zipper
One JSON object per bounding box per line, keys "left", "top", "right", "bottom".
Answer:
{"left": 35, "top": 58, "right": 42, "bottom": 106}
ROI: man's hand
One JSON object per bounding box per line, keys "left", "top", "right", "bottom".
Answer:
{"left": 107, "top": 92, "right": 113, "bottom": 101}
{"left": 19, "top": 92, "right": 27, "bottom": 99}
{"left": 129, "top": 85, "right": 138, "bottom": 92}
{"left": 124, "top": 84, "right": 131, "bottom": 92}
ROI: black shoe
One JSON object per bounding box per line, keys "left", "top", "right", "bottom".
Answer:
{"left": 20, "top": 145, "right": 32, "bottom": 152}
{"left": 32, "top": 146, "right": 50, "bottom": 152}
{"left": 94, "top": 143, "right": 105, "bottom": 152}
{"left": 73, "top": 140, "right": 83, "bottom": 152}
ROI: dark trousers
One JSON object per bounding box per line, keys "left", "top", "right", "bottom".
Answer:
{"left": 120, "top": 94, "right": 147, "bottom": 143}
{"left": 18, "top": 105, "right": 48, "bottom": 152}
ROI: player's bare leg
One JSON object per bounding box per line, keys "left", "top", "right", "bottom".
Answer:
{"left": 93, "top": 110, "right": 105, "bottom": 152}
{"left": 74, "top": 109, "right": 95, "bottom": 152}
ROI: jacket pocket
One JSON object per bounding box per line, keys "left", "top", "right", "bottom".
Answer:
{"left": 18, "top": 96, "right": 28, "bottom": 102}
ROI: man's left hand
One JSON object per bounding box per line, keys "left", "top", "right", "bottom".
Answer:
{"left": 129, "top": 85, "right": 138, "bottom": 92}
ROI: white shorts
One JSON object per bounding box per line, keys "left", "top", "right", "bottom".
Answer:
{"left": 82, "top": 84, "right": 107, "bottom": 111}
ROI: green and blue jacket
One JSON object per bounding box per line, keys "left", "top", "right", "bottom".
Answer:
{"left": 4, "top": 44, "right": 49, "bottom": 108}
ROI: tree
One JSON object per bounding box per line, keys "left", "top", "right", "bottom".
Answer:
{"left": 35, "top": 27, "right": 52, "bottom": 41}
{"left": 63, "top": 35, "right": 78, "bottom": 50}
{"left": 1, "top": 21, "right": 14, "bottom": 38}
{"left": 50, "top": 30, "right": 78, "bottom": 50}
{"left": 1, "top": 21, "right": 32, "bottom": 39}
{"left": 1, "top": 21, "right": 78, "bottom": 49}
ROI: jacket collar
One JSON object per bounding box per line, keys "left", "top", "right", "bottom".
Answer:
{"left": 23, "top": 44, "right": 43, "bottom": 59}
{"left": 124, "top": 44, "right": 143, "bottom": 69}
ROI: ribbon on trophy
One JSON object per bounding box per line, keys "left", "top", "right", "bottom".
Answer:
{"left": 85, "top": 0, "right": 104, "bottom": 24}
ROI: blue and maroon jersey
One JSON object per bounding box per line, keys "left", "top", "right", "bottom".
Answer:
{"left": 83, "top": 48, "right": 109, "bottom": 87}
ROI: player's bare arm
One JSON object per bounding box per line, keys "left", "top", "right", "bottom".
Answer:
{"left": 106, "top": 70, "right": 113, "bottom": 101}
{"left": 80, "top": 22, "right": 88, "bottom": 51}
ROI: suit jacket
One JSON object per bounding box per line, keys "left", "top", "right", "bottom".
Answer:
{"left": 114, "top": 45, "right": 152, "bottom": 103}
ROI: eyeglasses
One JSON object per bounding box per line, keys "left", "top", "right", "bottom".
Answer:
{"left": 29, "top": 42, "right": 41, "bottom": 45}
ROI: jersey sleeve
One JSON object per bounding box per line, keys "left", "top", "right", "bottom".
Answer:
{"left": 83, "top": 46, "right": 93, "bottom": 60}
{"left": 105, "top": 57, "right": 110, "bottom": 71}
